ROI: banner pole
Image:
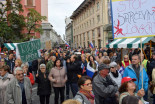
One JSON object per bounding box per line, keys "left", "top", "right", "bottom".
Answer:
{"left": 140, "top": 38, "right": 143, "bottom": 89}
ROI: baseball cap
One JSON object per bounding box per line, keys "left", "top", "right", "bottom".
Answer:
{"left": 98, "top": 63, "right": 110, "bottom": 71}
{"left": 121, "top": 77, "right": 136, "bottom": 84}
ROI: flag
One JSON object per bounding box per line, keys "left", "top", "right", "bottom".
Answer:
{"left": 89, "top": 42, "right": 94, "bottom": 48}
{"left": 0, "top": 48, "right": 1, "bottom": 53}
{"left": 65, "top": 42, "right": 70, "bottom": 47}
{"left": 95, "top": 49, "right": 99, "bottom": 56}
{"left": 86, "top": 64, "right": 96, "bottom": 78}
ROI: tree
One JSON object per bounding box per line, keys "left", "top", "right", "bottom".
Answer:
{"left": 0, "top": 0, "right": 25, "bottom": 42}
{"left": 25, "top": 8, "right": 46, "bottom": 40}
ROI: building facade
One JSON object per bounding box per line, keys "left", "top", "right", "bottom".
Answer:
{"left": 71, "top": 0, "right": 112, "bottom": 48}
{"left": 65, "top": 17, "right": 73, "bottom": 47}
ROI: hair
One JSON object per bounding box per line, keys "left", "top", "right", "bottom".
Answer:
{"left": 78, "top": 76, "right": 92, "bottom": 88}
{"left": 119, "top": 82, "right": 128, "bottom": 94}
{"left": 109, "top": 52, "right": 114, "bottom": 58}
{"left": 21, "top": 62, "right": 29, "bottom": 69}
{"left": 88, "top": 55, "right": 96, "bottom": 67}
{"left": 40, "top": 64, "right": 46, "bottom": 69}
{"left": 14, "top": 67, "right": 23, "bottom": 75}
{"left": 103, "top": 52, "right": 108, "bottom": 56}
{"left": 62, "top": 99, "right": 81, "bottom": 104}
{"left": 54, "top": 59, "right": 63, "bottom": 67}
{"left": 15, "top": 59, "right": 22, "bottom": 67}
{"left": 132, "top": 54, "right": 140, "bottom": 60}
{"left": 117, "top": 61, "right": 122, "bottom": 66}
{"left": 103, "top": 58, "right": 111, "bottom": 65}
{"left": 0, "top": 65, "right": 11, "bottom": 73}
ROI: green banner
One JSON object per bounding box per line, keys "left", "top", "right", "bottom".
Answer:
{"left": 17, "top": 39, "right": 41, "bottom": 63}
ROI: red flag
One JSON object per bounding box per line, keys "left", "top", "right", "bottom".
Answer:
{"left": 0, "top": 48, "right": 1, "bottom": 53}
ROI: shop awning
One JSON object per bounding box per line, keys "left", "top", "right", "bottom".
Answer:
{"left": 4, "top": 43, "right": 18, "bottom": 50}
{"left": 107, "top": 37, "right": 152, "bottom": 48}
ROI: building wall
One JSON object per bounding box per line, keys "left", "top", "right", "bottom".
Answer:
{"left": 71, "top": 0, "right": 111, "bottom": 48}
{"left": 41, "top": 0, "right": 48, "bottom": 23}
{"left": 20, "top": 0, "right": 41, "bottom": 38}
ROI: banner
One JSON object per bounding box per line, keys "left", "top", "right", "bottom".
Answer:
{"left": 17, "top": 39, "right": 41, "bottom": 63}
{"left": 111, "top": 0, "right": 155, "bottom": 39}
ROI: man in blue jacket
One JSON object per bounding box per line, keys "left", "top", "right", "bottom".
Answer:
{"left": 123, "top": 54, "right": 149, "bottom": 100}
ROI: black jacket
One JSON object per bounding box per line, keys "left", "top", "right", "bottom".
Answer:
{"left": 5, "top": 58, "right": 15, "bottom": 73}
{"left": 36, "top": 72, "right": 51, "bottom": 95}
{"left": 66, "top": 61, "right": 82, "bottom": 83}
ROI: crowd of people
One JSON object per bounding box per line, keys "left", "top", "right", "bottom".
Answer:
{"left": 0, "top": 47, "right": 155, "bottom": 104}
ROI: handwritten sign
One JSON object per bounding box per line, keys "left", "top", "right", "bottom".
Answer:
{"left": 45, "top": 40, "right": 52, "bottom": 50}
{"left": 112, "top": 0, "right": 155, "bottom": 39}
{"left": 17, "top": 39, "right": 41, "bottom": 63}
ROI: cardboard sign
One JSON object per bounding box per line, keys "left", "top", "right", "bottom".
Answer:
{"left": 45, "top": 40, "right": 52, "bottom": 50}
{"left": 17, "top": 39, "right": 41, "bottom": 62}
{"left": 111, "top": 0, "right": 155, "bottom": 39}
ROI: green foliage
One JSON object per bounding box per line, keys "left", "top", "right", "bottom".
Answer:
{"left": 26, "top": 8, "right": 47, "bottom": 37}
{"left": 0, "top": 0, "right": 47, "bottom": 43}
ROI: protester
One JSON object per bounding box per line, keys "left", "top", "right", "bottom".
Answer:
{"left": 152, "top": 68, "right": 155, "bottom": 104}
{"left": 109, "top": 62, "right": 122, "bottom": 88}
{"left": 36, "top": 64, "right": 51, "bottom": 104}
{"left": 121, "top": 55, "right": 131, "bottom": 68}
{"left": 14, "top": 59, "right": 22, "bottom": 71}
{"left": 0, "top": 65, "right": 14, "bottom": 104}
{"left": 5, "top": 52, "right": 15, "bottom": 73}
{"left": 139, "top": 53, "right": 149, "bottom": 72}
{"left": 62, "top": 99, "right": 81, "bottom": 104}
{"left": 21, "top": 63, "right": 35, "bottom": 85}
{"left": 87, "top": 55, "right": 98, "bottom": 78}
{"left": 123, "top": 54, "right": 149, "bottom": 101}
{"left": 66, "top": 55, "right": 81, "bottom": 97}
{"left": 48, "top": 59, "right": 67, "bottom": 104}
{"left": 117, "top": 61, "right": 125, "bottom": 78}
{"left": 0, "top": 58, "right": 5, "bottom": 66}
{"left": 40, "top": 53, "right": 49, "bottom": 65}
{"left": 121, "top": 95, "right": 143, "bottom": 104}
{"left": 74, "top": 76, "right": 94, "bottom": 104}
{"left": 81, "top": 55, "right": 87, "bottom": 76}
{"left": 93, "top": 63, "right": 118, "bottom": 104}
{"left": 46, "top": 55, "right": 56, "bottom": 73}
{"left": 6, "top": 67, "right": 32, "bottom": 104}
{"left": 119, "top": 77, "right": 145, "bottom": 104}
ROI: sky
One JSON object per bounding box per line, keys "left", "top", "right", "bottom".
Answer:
{"left": 48, "top": 0, "right": 84, "bottom": 39}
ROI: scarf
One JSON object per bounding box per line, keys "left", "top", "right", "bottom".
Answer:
{"left": 111, "top": 70, "right": 118, "bottom": 78}
{"left": 79, "top": 89, "right": 95, "bottom": 100}
{"left": 0, "top": 72, "right": 9, "bottom": 80}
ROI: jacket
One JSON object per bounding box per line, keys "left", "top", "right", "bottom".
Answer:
{"left": 48, "top": 67, "right": 67, "bottom": 87}
{"left": 66, "top": 61, "right": 81, "bottom": 83}
{"left": 109, "top": 71, "right": 122, "bottom": 88}
{"left": 93, "top": 74, "right": 118, "bottom": 104}
{"left": 119, "top": 92, "right": 144, "bottom": 104}
{"left": 46, "top": 60, "right": 54, "bottom": 73}
{"left": 26, "top": 72, "right": 35, "bottom": 85}
{"left": 123, "top": 65, "right": 149, "bottom": 92}
{"left": 6, "top": 77, "right": 32, "bottom": 104}
{"left": 0, "top": 73, "right": 14, "bottom": 104}
{"left": 152, "top": 68, "right": 155, "bottom": 94}
{"left": 36, "top": 72, "right": 51, "bottom": 95}
{"left": 5, "top": 59, "right": 15, "bottom": 73}
{"left": 74, "top": 91, "right": 95, "bottom": 104}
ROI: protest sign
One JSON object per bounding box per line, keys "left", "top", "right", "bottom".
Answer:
{"left": 111, "top": 0, "right": 155, "bottom": 39}
{"left": 17, "top": 39, "right": 41, "bottom": 63}
{"left": 45, "top": 40, "right": 52, "bottom": 50}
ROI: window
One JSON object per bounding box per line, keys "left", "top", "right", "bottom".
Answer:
{"left": 84, "top": 33, "right": 85, "bottom": 40}
{"left": 93, "top": 18, "right": 95, "bottom": 24}
{"left": 92, "top": 30, "right": 95, "bottom": 39}
{"left": 27, "top": 0, "right": 33, "bottom": 6}
{"left": 87, "top": 32, "right": 89, "bottom": 40}
{"left": 88, "top": 41, "right": 90, "bottom": 47}
{"left": 97, "top": 27, "right": 101, "bottom": 37}
{"left": 93, "top": 40, "right": 95, "bottom": 47}
{"left": 97, "top": 15, "right": 100, "bottom": 23}
{"left": 97, "top": 2, "right": 100, "bottom": 10}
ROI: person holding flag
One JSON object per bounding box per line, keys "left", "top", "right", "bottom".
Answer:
{"left": 81, "top": 55, "right": 87, "bottom": 76}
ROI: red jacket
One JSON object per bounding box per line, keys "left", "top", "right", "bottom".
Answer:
{"left": 26, "top": 72, "right": 35, "bottom": 85}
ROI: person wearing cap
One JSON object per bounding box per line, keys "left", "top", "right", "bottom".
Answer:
{"left": 92, "top": 63, "right": 118, "bottom": 104}
{"left": 123, "top": 54, "right": 149, "bottom": 100}
{"left": 119, "top": 77, "right": 145, "bottom": 104}
{"left": 109, "top": 62, "right": 122, "bottom": 88}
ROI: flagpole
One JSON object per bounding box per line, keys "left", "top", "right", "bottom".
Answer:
{"left": 140, "top": 38, "right": 143, "bottom": 89}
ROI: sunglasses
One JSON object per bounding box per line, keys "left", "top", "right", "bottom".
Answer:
{"left": 83, "top": 83, "right": 92, "bottom": 86}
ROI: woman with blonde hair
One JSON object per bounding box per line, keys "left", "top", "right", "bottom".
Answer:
{"left": 13, "top": 59, "right": 22, "bottom": 73}
{"left": 62, "top": 99, "right": 81, "bottom": 104}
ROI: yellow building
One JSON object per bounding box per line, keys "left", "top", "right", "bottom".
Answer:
{"left": 71, "top": 0, "right": 112, "bottom": 48}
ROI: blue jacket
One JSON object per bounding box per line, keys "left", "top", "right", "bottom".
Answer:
{"left": 123, "top": 65, "right": 149, "bottom": 92}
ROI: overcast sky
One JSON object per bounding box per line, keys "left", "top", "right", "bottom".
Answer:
{"left": 48, "top": 0, "right": 84, "bottom": 38}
